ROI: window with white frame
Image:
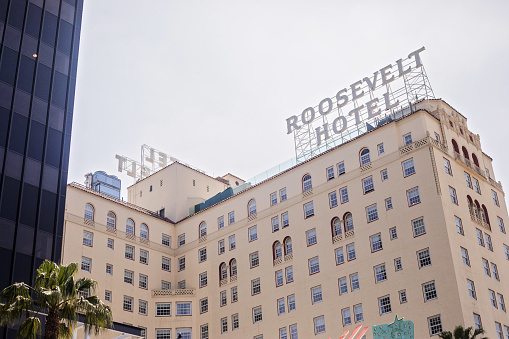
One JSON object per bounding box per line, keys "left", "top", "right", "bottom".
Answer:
{"left": 156, "top": 303, "right": 171, "bottom": 316}
{"left": 139, "top": 274, "right": 148, "bottom": 289}
{"left": 161, "top": 281, "right": 171, "bottom": 290}
{"left": 306, "top": 229, "right": 317, "bottom": 246}
{"left": 473, "top": 314, "right": 482, "bottom": 330}
{"left": 161, "top": 234, "right": 171, "bottom": 247}
{"left": 176, "top": 329, "right": 191, "bottom": 339}
{"left": 428, "top": 315, "right": 442, "bottom": 335}
{"left": 270, "top": 192, "right": 278, "bottom": 206}
{"left": 218, "top": 216, "right": 224, "bottom": 229}
{"left": 350, "top": 273, "right": 360, "bottom": 291}
{"left": 498, "top": 217, "right": 506, "bottom": 233}
{"left": 126, "top": 218, "right": 135, "bottom": 235}
{"left": 399, "top": 290, "right": 407, "bottom": 303}
{"left": 345, "top": 212, "right": 354, "bottom": 231}
{"left": 455, "top": 216, "right": 464, "bottom": 235}
{"left": 178, "top": 234, "right": 185, "bottom": 247}
{"left": 347, "top": 243, "right": 356, "bottom": 261}
{"left": 106, "top": 263, "right": 113, "bottom": 275}
{"left": 200, "top": 298, "right": 208, "bottom": 314}
{"left": 176, "top": 302, "right": 191, "bottom": 316}
{"left": 342, "top": 308, "right": 352, "bottom": 326}
{"left": 199, "top": 272, "right": 207, "bottom": 288}
{"left": 248, "top": 199, "right": 257, "bottom": 216}
{"left": 374, "top": 264, "right": 387, "bottom": 283}
{"left": 486, "top": 233, "right": 493, "bottom": 251}
{"left": 221, "top": 317, "right": 228, "bottom": 333}
{"left": 467, "top": 279, "right": 476, "bottom": 299}
{"left": 106, "top": 212, "right": 116, "bottom": 228}
{"left": 123, "top": 296, "right": 133, "bottom": 312}
{"left": 280, "top": 188, "right": 287, "bottom": 201}
{"left": 309, "top": 257, "right": 320, "bottom": 274}
{"left": 218, "top": 239, "right": 225, "bottom": 255}
{"left": 482, "top": 259, "right": 491, "bottom": 276}
{"left": 140, "top": 249, "right": 148, "bottom": 264}
{"left": 285, "top": 266, "right": 294, "bottom": 283}
{"left": 450, "top": 186, "right": 458, "bottom": 204}
{"left": 253, "top": 306, "right": 263, "bottom": 323}
{"left": 229, "top": 235, "right": 236, "bottom": 250}
{"left": 444, "top": 158, "right": 452, "bottom": 175}
{"left": 288, "top": 295, "right": 296, "bottom": 312}
{"left": 326, "top": 167, "right": 334, "bottom": 180}
{"left": 83, "top": 231, "right": 93, "bottom": 247}
{"left": 473, "top": 178, "right": 481, "bottom": 194}
{"left": 228, "top": 211, "right": 235, "bottom": 224}
{"left": 354, "top": 304, "right": 363, "bottom": 322}
{"left": 304, "top": 201, "right": 314, "bottom": 218}
{"left": 277, "top": 298, "right": 286, "bottom": 315}
{"left": 407, "top": 187, "right": 421, "bottom": 206}
{"left": 339, "top": 277, "right": 348, "bottom": 295}
{"left": 232, "top": 313, "right": 239, "bottom": 330}
{"left": 81, "top": 257, "right": 91, "bottom": 272}
{"left": 461, "top": 247, "right": 470, "bottom": 266}
{"left": 251, "top": 278, "right": 261, "bottom": 295}
{"left": 465, "top": 172, "right": 473, "bottom": 188}
{"left": 125, "top": 245, "right": 134, "bottom": 260}
{"left": 362, "top": 176, "right": 374, "bottom": 194}
{"left": 404, "top": 133, "right": 412, "bottom": 145}
{"left": 199, "top": 222, "right": 207, "bottom": 238}
{"left": 412, "top": 217, "right": 426, "bottom": 237}
{"left": 314, "top": 315, "right": 326, "bottom": 334}
{"left": 249, "top": 226, "right": 258, "bottom": 242}
{"left": 390, "top": 227, "right": 398, "bottom": 240}
{"left": 489, "top": 290, "right": 497, "bottom": 308}
{"left": 140, "top": 224, "right": 149, "bottom": 240}
{"left": 231, "top": 286, "right": 238, "bottom": 302}
{"left": 139, "top": 300, "right": 147, "bottom": 315}
{"left": 105, "top": 290, "right": 112, "bottom": 302}
{"left": 504, "top": 244, "right": 509, "bottom": 260}
{"left": 279, "top": 328, "right": 287, "bottom": 339}
{"left": 497, "top": 293, "right": 505, "bottom": 311}
{"left": 340, "top": 187, "right": 349, "bottom": 203}
{"left": 370, "top": 233, "right": 383, "bottom": 252}
{"left": 282, "top": 212, "right": 289, "bottom": 227}
{"left": 272, "top": 216, "right": 280, "bottom": 233}
{"left": 423, "top": 281, "right": 437, "bottom": 301}
{"left": 366, "top": 204, "right": 378, "bottom": 222}
{"left": 332, "top": 217, "right": 342, "bottom": 237}
{"left": 379, "top": 295, "right": 391, "bottom": 314}
{"left": 84, "top": 204, "right": 94, "bottom": 221}
{"left": 491, "top": 263, "right": 499, "bottom": 280}
{"left": 302, "top": 174, "right": 312, "bottom": 192}
{"left": 476, "top": 229, "right": 484, "bottom": 246}
{"left": 394, "top": 258, "right": 403, "bottom": 271}
{"left": 492, "top": 190, "right": 500, "bottom": 206}
{"left": 360, "top": 148, "right": 371, "bottom": 166}
{"left": 329, "top": 191, "right": 338, "bottom": 208}
{"left": 385, "top": 197, "right": 393, "bottom": 210}
{"left": 337, "top": 161, "right": 346, "bottom": 175}
{"left": 418, "top": 248, "right": 432, "bottom": 268}
{"left": 495, "top": 323, "right": 503, "bottom": 339}
{"left": 178, "top": 256, "right": 185, "bottom": 271}
{"left": 402, "top": 158, "right": 415, "bottom": 177}
{"left": 107, "top": 238, "right": 114, "bottom": 249}
{"left": 335, "top": 247, "right": 345, "bottom": 265}
{"left": 250, "top": 252, "right": 259, "bottom": 268}
{"left": 311, "top": 285, "right": 323, "bottom": 304}
{"left": 155, "top": 329, "right": 171, "bottom": 339}
{"left": 275, "top": 270, "right": 283, "bottom": 287}
{"left": 162, "top": 257, "right": 171, "bottom": 271}
{"left": 198, "top": 247, "right": 207, "bottom": 263}
{"left": 381, "top": 169, "right": 388, "bottom": 181}
{"left": 378, "top": 143, "right": 385, "bottom": 155}
{"left": 124, "top": 270, "right": 133, "bottom": 285}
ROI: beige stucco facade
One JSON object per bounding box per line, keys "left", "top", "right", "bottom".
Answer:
{"left": 62, "top": 99, "right": 509, "bottom": 339}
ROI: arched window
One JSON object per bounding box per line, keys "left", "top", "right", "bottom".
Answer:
{"left": 84, "top": 204, "right": 94, "bottom": 221}
{"left": 199, "top": 221, "right": 207, "bottom": 238}
{"left": 344, "top": 212, "right": 354, "bottom": 232}
{"left": 302, "top": 174, "right": 312, "bottom": 192}
{"left": 481, "top": 204, "right": 490, "bottom": 226}
{"left": 273, "top": 241, "right": 282, "bottom": 259}
{"left": 230, "top": 259, "right": 237, "bottom": 277}
{"left": 451, "top": 139, "right": 459, "bottom": 154}
{"left": 467, "top": 195, "right": 474, "bottom": 215}
{"left": 248, "top": 199, "right": 257, "bottom": 216}
{"left": 472, "top": 154, "right": 480, "bottom": 167}
{"left": 462, "top": 146, "right": 470, "bottom": 160}
{"left": 474, "top": 200, "right": 481, "bottom": 219}
{"left": 126, "top": 218, "right": 135, "bottom": 235}
{"left": 140, "top": 223, "right": 149, "bottom": 239}
{"left": 106, "top": 212, "right": 116, "bottom": 228}
{"left": 331, "top": 217, "right": 342, "bottom": 237}
{"left": 360, "top": 148, "right": 370, "bottom": 166}
{"left": 284, "top": 237, "right": 293, "bottom": 255}
{"left": 220, "top": 263, "right": 227, "bottom": 281}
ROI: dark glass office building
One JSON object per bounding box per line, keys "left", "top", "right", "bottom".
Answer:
{"left": 0, "top": 0, "right": 83, "bottom": 291}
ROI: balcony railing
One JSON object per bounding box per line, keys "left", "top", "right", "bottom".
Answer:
{"left": 470, "top": 213, "right": 491, "bottom": 231}
{"left": 152, "top": 289, "right": 195, "bottom": 297}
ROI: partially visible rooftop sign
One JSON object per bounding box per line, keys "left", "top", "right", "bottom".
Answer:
{"left": 287, "top": 47, "right": 434, "bottom": 163}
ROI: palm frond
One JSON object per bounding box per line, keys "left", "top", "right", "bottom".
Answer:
{"left": 0, "top": 283, "right": 34, "bottom": 326}
{"left": 58, "top": 322, "right": 73, "bottom": 339}
{"left": 16, "top": 317, "right": 41, "bottom": 339}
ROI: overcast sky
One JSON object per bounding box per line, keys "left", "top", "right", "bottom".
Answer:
{"left": 69, "top": 0, "right": 509, "bottom": 199}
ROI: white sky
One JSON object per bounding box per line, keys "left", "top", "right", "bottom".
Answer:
{"left": 69, "top": 0, "right": 509, "bottom": 200}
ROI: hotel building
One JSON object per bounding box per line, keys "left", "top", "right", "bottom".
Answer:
{"left": 62, "top": 99, "right": 509, "bottom": 339}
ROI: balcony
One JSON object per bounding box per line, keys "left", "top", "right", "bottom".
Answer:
{"left": 470, "top": 213, "right": 491, "bottom": 232}
{"left": 151, "top": 289, "right": 195, "bottom": 297}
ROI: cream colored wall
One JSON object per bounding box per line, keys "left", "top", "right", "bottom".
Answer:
{"left": 62, "top": 101, "right": 509, "bottom": 339}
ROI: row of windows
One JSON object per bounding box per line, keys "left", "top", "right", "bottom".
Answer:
{"left": 121, "top": 297, "right": 191, "bottom": 316}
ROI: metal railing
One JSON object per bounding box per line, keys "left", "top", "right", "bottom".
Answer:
{"left": 152, "top": 289, "right": 195, "bottom": 297}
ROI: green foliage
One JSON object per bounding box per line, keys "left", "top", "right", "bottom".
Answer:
{"left": 0, "top": 260, "right": 113, "bottom": 339}
{"left": 439, "top": 325, "right": 488, "bottom": 339}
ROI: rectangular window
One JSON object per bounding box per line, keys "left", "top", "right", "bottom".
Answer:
{"left": 496, "top": 323, "right": 503, "bottom": 339}
{"left": 314, "top": 316, "right": 326, "bottom": 334}
{"left": 465, "top": 172, "right": 473, "bottom": 188}
{"left": 228, "top": 211, "right": 235, "bottom": 224}
{"left": 285, "top": 266, "right": 294, "bottom": 283}
{"left": 486, "top": 233, "right": 493, "bottom": 251}
{"left": 275, "top": 270, "right": 284, "bottom": 287}
{"left": 374, "top": 264, "right": 387, "bottom": 283}
{"left": 106, "top": 263, "right": 113, "bottom": 275}
{"left": 124, "top": 270, "right": 134, "bottom": 285}
{"left": 81, "top": 257, "right": 91, "bottom": 273}
{"left": 399, "top": 290, "right": 407, "bottom": 303}
{"left": 327, "top": 166, "right": 335, "bottom": 180}
{"left": 489, "top": 290, "right": 497, "bottom": 308}
{"left": 218, "top": 240, "right": 225, "bottom": 254}
{"left": 199, "top": 248, "right": 207, "bottom": 263}
{"left": 402, "top": 158, "right": 415, "bottom": 177}
{"left": 449, "top": 186, "right": 458, "bottom": 204}
{"left": 497, "top": 293, "right": 505, "bottom": 312}
{"left": 251, "top": 278, "right": 261, "bottom": 295}
{"left": 272, "top": 216, "right": 280, "bottom": 232}
{"left": 125, "top": 245, "right": 134, "bottom": 260}
{"left": 221, "top": 317, "right": 228, "bottom": 333}
{"left": 473, "top": 314, "right": 482, "bottom": 330}
{"left": 335, "top": 247, "right": 345, "bottom": 265}
{"left": 178, "top": 234, "right": 185, "bottom": 247}
{"left": 156, "top": 329, "right": 171, "bottom": 339}
{"left": 347, "top": 243, "right": 356, "bottom": 261}
{"left": 123, "top": 296, "right": 133, "bottom": 312}
{"left": 304, "top": 201, "right": 314, "bottom": 218}
{"left": 340, "top": 187, "right": 349, "bottom": 203}
{"left": 200, "top": 324, "right": 209, "bottom": 339}
{"left": 200, "top": 298, "right": 208, "bottom": 314}
{"left": 385, "top": 197, "right": 393, "bottom": 210}
{"left": 473, "top": 178, "right": 481, "bottom": 194}
{"left": 339, "top": 277, "right": 348, "bottom": 295}
{"left": 82, "top": 231, "right": 93, "bottom": 247}
{"left": 309, "top": 257, "right": 320, "bottom": 275}
{"left": 381, "top": 169, "right": 388, "bottom": 181}
{"left": 390, "top": 227, "right": 398, "bottom": 240}
{"left": 492, "top": 190, "right": 500, "bottom": 206}
{"left": 270, "top": 192, "right": 278, "bottom": 206}
{"left": 379, "top": 295, "right": 392, "bottom": 314}
{"left": 311, "top": 285, "right": 323, "bottom": 304}
{"left": 250, "top": 252, "right": 259, "bottom": 268}
{"left": 162, "top": 257, "right": 171, "bottom": 272}
{"left": 483, "top": 259, "right": 491, "bottom": 276}
{"left": 253, "top": 306, "right": 262, "bottom": 323}
{"left": 407, "top": 187, "right": 421, "bottom": 206}
{"left": 139, "top": 300, "right": 147, "bottom": 315}
{"left": 288, "top": 295, "right": 296, "bottom": 312}
{"left": 461, "top": 247, "right": 470, "bottom": 266}
{"left": 476, "top": 229, "right": 485, "bottom": 246}
{"left": 249, "top": 226, "right": 258, "bottom": 242}
{"left": 107, "top": 238, "right": 114, "bottom": 249}
{"left": 467, "top": 279, "right": 476, "bottom": 299}
{"left": 279, "top": 328, "right": 287, "bottom": 339}
{"left": 140, "top": 249, "right": 148, "bottom": 264}
{"left": 428, "top": 315, "right": 442, "bottom": 336}
{"left": 176, "top": 302, "right": 191, "bottom": 316}
{"left": 199, "top": 272, "right": 207, "bottom": 288}
{"left": 306, "top": 229, "right": 317, "bottom": 246}
{"left": 455, "top": 216, "right": 464, "bottom": 235}
{"left": 178, "top": 257, "right": 185, "bottom": 271}
{"left": 232, "top": 313, "right": 239, "bottom": 330}
{"left": 362, "top": 176, "right": 374, "bottom": 194}
{"left": 337, "top": 161, "right": 345, "bottom": 176}
{"left": 394, "top": 258, "right": 403, "bottom": 271}
{"left": 218, "top": 216, "right": 224, "bottom": 229}
{"left": 404, "top": 133, "right": 412, "bottom": 145}
{"left": 370, "top": 233, "right": 383, "bottom": 252}
{"left": 161, "top": 281, "right": 171, "bottom": 290}
{"left": 354, "top": 304, "right": 363, "bottom": 322}
{"left": 329, "top": 191, "right": 338, "bottom": 208}
{"left": 498, "top": 217, "right": 506, "bottom": 233}
{"left": 105, "top": 290, "right": 112, "bottom": 302}
{"left": 139, "top": 274, "right": 148, "bottom": 289}
{"left": 342, "top": 308, "right": 352, "bottom": 326}
{"left": 505, "top": 326, "right": 509, "bottom": 339}
{"left": 412, "top": 217, "right": 426, "bottom": 237}
{"left": 418, "top": 248, "right": 432, "bottom": 268}
{"left": 280, "top": 188, "right": 287, "bottom": 201}
{"left": 378, "top": 143, "right": 385, "bottom": 155}
{"left": 444, "top": 158, "right": 452, "bottom": 175}
{"left": 282, "top": 212, "right": 289, "bottom": 228}
{"left": 350, "top": 273, "right": 360, "bottom": 291}
{"left": 491, "top": 263, "right": 499, "bottom": 280}
{"left": 423, "top": 281, "right": 438, "bottom": 301}
{"left": 231, "top": 286, "right": 238, "bottom": 302}
{"left": 156, "top": 303, "right": 171, "bottom": 316}
{"left": 366, "top": 204, "right": 378, "bottom": 222}
{"left": 228, "top": 235, "right": 236, "bottom": 250}
{"left": 277, "top": 298, "right": 286, "bottom": 315}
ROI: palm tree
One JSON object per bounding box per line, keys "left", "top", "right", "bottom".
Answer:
{"left": 0, "top": 260, "right": 112, "bottom": 339}
{"left": 439, "top": 325, "right": 488, "bottom": 339}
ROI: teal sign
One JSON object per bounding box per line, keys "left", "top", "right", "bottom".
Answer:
{"left": 372, "top": 315, "right": 414, "bottom": 338}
